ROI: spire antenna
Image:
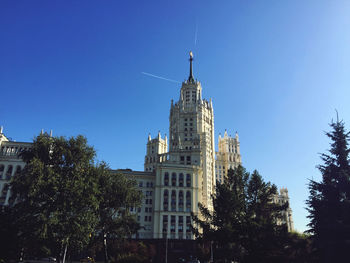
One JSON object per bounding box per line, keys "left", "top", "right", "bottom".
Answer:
{"left": 188, "top": 51, "right": 195, "bottom": 83}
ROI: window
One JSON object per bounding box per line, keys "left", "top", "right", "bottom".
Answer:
{"left": 186, "top": 174, "right": 191, "bottom": 187}
{"left": 186, "top": 191, "right": 191, "bottom": 212}
{"left": 186, "top": 216, "right": 191, "bottom": 232}
{"left": 171, "top": 215, "right": 176, "bottom": 233}
{"left": 164, "top": 172, "right": 169, "bottom": 186}
{"left": 5, "top": 165, "right": 12, "bottom": 180}
{"left": 163, "top": 190, "right": 169, "bottom": 211}
{"left": 145, "top": 216, "right": 147, "bottom": 221}
{"left": 139, "top": 181, "right": 143, "bottom": 187}
{"left": 138, "top": 207, "right": 141, "bottom": 212}
{"left": 163, "top": 215, "right": 168, "bottom": 237}
{"left": 0, "top": 165, "right": 4, "bottom": 178}
{"left": 171, "top": 173, "right": 176, "bottom": 186}
{"left": 178, "top": 216, "right": 184, "bottom": 233}
{"left": 186, "top": 156, "right": 191, "bottom": 165}
{"left": 178, "top": 191, "right": 184, "bottom": 211}
{"left": 171, "top": 190, "right": 176, "bottom": 211}
{"left": 0, "top": 184, "right": 9, "bottom": 203}
{"left": 179, "top": 173, "right": 184, "bottom": 187}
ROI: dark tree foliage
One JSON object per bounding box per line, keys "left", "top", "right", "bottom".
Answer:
{"left": 192, "top": 165, "right": 289, "bottom": 263}
{"left": 0, "top": 206, "right": 21, "bottom": 261}
{"left": 306, "top": 119, "right": 350, "bottom": 262}
{"left": 9, "top": 133, "right": 142, "bottom": 262}
{"left": 11, "top": 133, "right": 100, "bottom": 261}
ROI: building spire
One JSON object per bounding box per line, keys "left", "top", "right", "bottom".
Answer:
{"left": 188, "top": 51, "right": 195, "bottom": 83}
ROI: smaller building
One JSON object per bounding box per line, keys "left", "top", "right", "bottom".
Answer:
{"left": 0, "top": 127, "right": 31, "bottom": 206}
{"left": 273, "top": 187, "right": 294, "bottom": 232}
{"left": 215, "top": 130, "right": 242, "bottom": 183}
{"left": 112, "top": 169, "right": 156, "bottom": 239}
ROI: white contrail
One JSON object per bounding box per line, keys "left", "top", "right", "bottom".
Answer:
{"left": 141, "top": 72, "right": 180, "bottom": 84}
{"left": 194, "top": 20, "right": 198, "bottom": 46}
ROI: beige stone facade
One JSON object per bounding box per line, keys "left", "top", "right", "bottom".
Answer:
{"left": 139, "top": 52, "right": 216, "bottom": 239}
{"left": 215, "top": 130, "right": 242, "bottom": 183}
{"left": 273, "top": 188, "right": 294, "bottom": 232}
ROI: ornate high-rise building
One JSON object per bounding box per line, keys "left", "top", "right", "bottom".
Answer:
{"left": 0, "top": 52, "right": 294, "bottom": 240}
{"left": 139, "top": 52, "right": 216, "bottom": 239}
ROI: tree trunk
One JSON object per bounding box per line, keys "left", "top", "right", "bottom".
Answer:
{"left": 103, "top": 232, "right": 108, "bottom": 263}
{"left": 62, "top": 241, "right": 68, "bottom": 263}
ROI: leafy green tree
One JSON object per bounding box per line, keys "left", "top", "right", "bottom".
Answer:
{"left": 11, "top": 133, "right": 100, "bottom": 262}
{"left": 192, "top": 165, "right": 288, "bottom": 263}
{"left": 92, "top": 164, "right": 142, "bottom": 262}
{"left": 306, "top": 119, "right": 350, "bottom": 262}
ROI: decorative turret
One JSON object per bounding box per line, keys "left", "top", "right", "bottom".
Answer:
{"left": 144, "top": 132, "right": 168, "bottom": 172}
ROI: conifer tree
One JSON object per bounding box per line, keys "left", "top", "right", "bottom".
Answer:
{"left": 307, "top": 119, "right": 350, "bottom": 262}
{"left": 192, "top": 165, "right": 288, "bottom": 263}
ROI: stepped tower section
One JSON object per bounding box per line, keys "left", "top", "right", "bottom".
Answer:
{"left": 215, "top": 130, "right": 241, "bottom": 183}
{"left": 168, "top": 52, "right": 215, "bottom": 210}
{"left": 149, "top": 52, "right": 216, "bottom": 239}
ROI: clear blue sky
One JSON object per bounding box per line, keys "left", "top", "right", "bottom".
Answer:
{"left": 1, "top": 0, "right": 350, "bottom": 232}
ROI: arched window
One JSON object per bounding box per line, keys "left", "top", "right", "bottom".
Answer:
{"left": 186, "top": 191, "right": 191, "bottom": 212}
{"left": 162, "top": 215, "right": 168, "bottom": 238}
{"left": 163, "top": 190, "right": 169, "bottom": 211}
{"left": 178, "top": 191, "right": 184, "bottom": 211}
{"left": 164, "top": 172, "right": 169, "bottom": 186}
{"left": 5, "top": 165, "right": 12, "bottom": 180}
{"left": 171, "top": 190, "right": 176, "bottom": 211}
{"left": 0, "top": 184, "right": 9, "bottom": 204}
{"left": 14, "top": 166, "right": 21, "bottom": 177}
{"left": 171, "top": 172, "right": 177, "bottom": 186}
{"left": 0, "top": 165, "right": 4, "bottom": 179}
{"left": 186, "top": 174, "right": 191, "bottom": 187}
{"left": 179, "top": 173, "right": 184, "bottom": 187}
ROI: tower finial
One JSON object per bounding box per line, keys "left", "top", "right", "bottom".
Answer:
{"left": 188, "top": 51, "right": 194, "bottom": 83}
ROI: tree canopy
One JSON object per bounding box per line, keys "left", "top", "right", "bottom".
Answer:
{"left": 9, "top": 133, "right": 141, "bottom": 262}
{"left": 192, "top": 165, "right": 289, "bottom": 263}
{"left": 307, "top": 119, "right": 350, "bottom": 262}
